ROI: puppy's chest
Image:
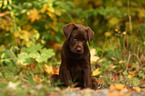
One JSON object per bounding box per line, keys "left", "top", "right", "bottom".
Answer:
{"left": 67, "top": 59, "right": 87, "bottom": 71}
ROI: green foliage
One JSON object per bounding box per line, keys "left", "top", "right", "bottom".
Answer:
{"left": 18, "top": 44, "right": 55, "bottom": 65}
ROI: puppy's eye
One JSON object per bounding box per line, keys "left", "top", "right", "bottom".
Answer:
{"left": 74, "top": 36, "right": 77, "bottom": 39}
{"left": 82, "top": 38, "right": 86, "bottom": 41}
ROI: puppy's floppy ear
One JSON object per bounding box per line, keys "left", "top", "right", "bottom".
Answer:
{"left": 63, "top": 23, "right": 77, "bottom": 40}
{"left": 86, "top": 27, "right": 94, "bottom": 45}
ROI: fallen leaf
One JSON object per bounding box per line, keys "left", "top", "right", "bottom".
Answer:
{"left": 127, "top": 86, "right": 132, "bottom": 91}
{"left": 7, "top": 82, "right": 19, "bottom": 90}
{"left": 127, "top": 75, "right": 132, "bottom": 79}
{"left": 33, "top": 75, "right": 42, "bottom": 83}
{"left": 119, "top": 60, "right": 125, "bottom": 63}
{"left": 95, "top": 78, "right": 103, "bottom": 85}
{"left": 67, "top": 86, "right": 74, "bottom": 90}
{"left": 142, "top": 88, "right": 145, "bottom": 92}
{"left": 134, "top": 87, "right": 141, "bottom": 92}
{"left": 127, "top": 64, "right": 132, "bottom": 68}
{"left": 90, "top": 49, "right": 99, "bottom": 64}
{"left": 107, "top": 92, "right": 130, "bottom": 96}
{"left": 122, "top": 88, "right": 128, "bottom": 91}
{"left": 129, "top": 71, "right": 136, "bottom": 76}
{"left": 109, "top": 84, "right": 116, "bottom": 92}
{"left": 115, "top": 84, "right": 124, "bottom": 90}
{"left": 92, "top": 68, "right": 101, "bottom": 76}
{"left": 53, "top": 67, "right": 59, "bottom": 75}
{"left": 44, "top": 64, "right": 54, "bottom": 74}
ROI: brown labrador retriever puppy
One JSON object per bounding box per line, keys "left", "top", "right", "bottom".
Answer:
{"left": 52, "top": 23, "right": 98, "bottom": 89}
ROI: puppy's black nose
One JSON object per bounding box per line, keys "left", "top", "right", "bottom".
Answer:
{"left": 77, "top": 47, "right": 81, "bottom": 52}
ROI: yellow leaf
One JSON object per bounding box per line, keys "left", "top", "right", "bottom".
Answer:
{"left": 44, "top": 64, "right": 54, "bottom": 74}
{"left": 41, "top": 40, "right": 45, "bottom": 44}
{"left": 134, "top": 87, "right": 141, "bottom": 92}
{"left": 55, "top": 10, "right": 62, "bottom": 16}
{"left": 28, "top": 8, "right": 39, "bottom": 22}
{"left": 104, "top": 32, "right": 112, "bottom": 37}
{"left": 115, "top": 29, "right": 118, "bottom": 32}
{"left": 122, "top": 88, "right": 128, "bottom": 91}
{"left": 127, "top": 75, "right": 132, "bottom": 79}
{"left": 48, "top": 2, "right": 53, "bottom": 7}
{"left": 1, "top": 53, "right": 5, "bottom": 59}
{"left": 142, "top": 88, "right": 145, "bottom": 92}
{"left": 108, "top": 17, "right": 119, "bottom": 26}
{"left": 109, "top": 84, "right": 116, "bottom": 92}
{"left": 21, "top": 9, "right": 27, "bottom": 13}
{"left": 107, "top": 92, "right": 130, "bottom": 96}
{"left": 90, "top": 49, "right": 99, "bottom": 64}
{"left": 138, "top": 9, "right": 145, "bottom": 18}
{"left": 115, "top": 84, "right": 124, "bottom": 90}
{"left": 119, "top": 60, "right": 125, "bottom": 63}
{"left": 41, "top": 3, "right": 48, "bottom": 13}
{"left": 0, "top": 72, "right": 2, "bottom": 77}
{"left": 122, "top": 31, "right": 126, "bottom": 35}
{"left": 90, "top": 49, "right": 96, "bottom": 56}
{"left": 91, "top": 56, "right": 99, "bottom": 64}
{"left": 92, "top": 68, "right": 101, "bottom": 76}
{"left": 0, "top": 45, "right": 5, "bottom": 52}
{"left": 47, "top": 12, "right": 56, "bottom": 20}
{"left": 47, "top": 7, "right": 55, "bottom": 13}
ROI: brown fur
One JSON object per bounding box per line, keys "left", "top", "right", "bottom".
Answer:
{"left": 52, "top": 23, "right": 98, "bottom": 89}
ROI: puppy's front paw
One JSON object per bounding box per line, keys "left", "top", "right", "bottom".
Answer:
{"left": 84, "top": 82, "right": 92, "bottom": 88}
{"left": 92, "top": 81, "right": 98, "bottom": 89}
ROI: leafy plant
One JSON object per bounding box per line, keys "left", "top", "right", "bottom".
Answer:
{"left": 17, "top": 44, "right": 55, "bottom": 65}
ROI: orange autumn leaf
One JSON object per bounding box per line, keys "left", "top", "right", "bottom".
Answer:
{"left": 95, "top": 78, "right": 103, "bottom": 85}
{"left": 67, "top": 86, "right": 74, "bottom": 90}
{"left": 28, "top": 8, "right": 39, "bottom": 22}
{"left": 129, "top": 71, "right": 136, "bottom": 76}
{"left": 127, "top": 86, "right": 132, "bottom": 91}
{"left": 113, "top": 73, "right": 119, "bottom": 80}
{"left": 53, "top": 67, "right": 59, "bottom": 75}
{"left": 44, "top": 64, "right": 54, "bottom": 74}
{"left": 0, "top": 11, "right": 9, "bottom": 17}
{"left": 33, "top": 75, "right": 42, "bottom": 83}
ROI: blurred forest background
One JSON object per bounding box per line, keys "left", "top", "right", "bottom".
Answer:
{"left": 0, "top": 0, "right": 145, "bottom": 95}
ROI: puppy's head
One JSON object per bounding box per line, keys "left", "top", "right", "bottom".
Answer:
{"left": 63, "top": 23, "right": 94, "bottom": 54}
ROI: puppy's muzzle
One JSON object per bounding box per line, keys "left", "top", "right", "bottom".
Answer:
{"left": 76, "top": 47, "right": 82, "bottom": 52}
{"left": 75, "top": 46, "right": 83, "bottom": 54}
